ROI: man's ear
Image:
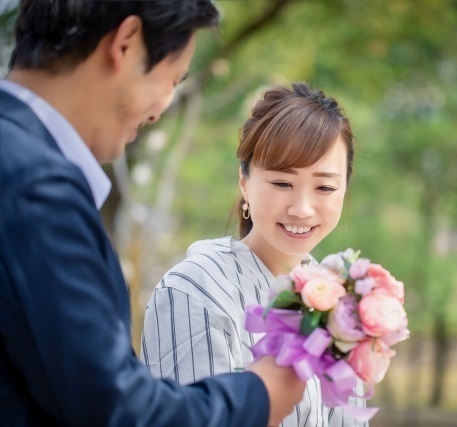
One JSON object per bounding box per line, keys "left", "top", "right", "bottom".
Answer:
{"left": 239, "top": 166, "right": 248, "bottom": 202}
{"left": 108, "top": 16, "right": 143, "bottom": 72}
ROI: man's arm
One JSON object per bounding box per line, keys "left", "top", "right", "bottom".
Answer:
{"left": 0, "top": 166, "right": 271, "bottom": 427}
{"left": 1, "top": 162, "right": 305, "bottom": 426}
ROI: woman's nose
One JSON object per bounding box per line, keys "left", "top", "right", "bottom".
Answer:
{"left": 287, "top": 194, "right": 315, "bottom": 218}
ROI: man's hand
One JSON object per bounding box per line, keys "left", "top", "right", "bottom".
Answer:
{"left": 247, "top": 356, "right": 306, "bottom": 427}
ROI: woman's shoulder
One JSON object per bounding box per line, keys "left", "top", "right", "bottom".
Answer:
{"left": 155, "top": 237, "right": 249, "bottom": 316}
{"left": 186, "top": 236, "right": 233, "bottom": 257}
{"left": 185, "top": 236, "right": 249, "bottom": 258}
{"left": 160, "top": 237, "right": 246, "bottom": 287}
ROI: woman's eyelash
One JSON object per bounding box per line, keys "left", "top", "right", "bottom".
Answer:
{"left": 271, "top": 182, "right": 337, "bottom": 192}
{"left": 272, "top": 182, "right": 291, "bottom": 188}
{"left": 318, "top": 186, "right": 337, "bottom": 192}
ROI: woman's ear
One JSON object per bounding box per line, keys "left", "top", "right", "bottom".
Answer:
{"left": 239, "top": 166, "right": 248, "bottom": 201}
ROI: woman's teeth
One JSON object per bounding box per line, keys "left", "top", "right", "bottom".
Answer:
{"left": 283, "top": 224, "right": 312, "bottom": 234}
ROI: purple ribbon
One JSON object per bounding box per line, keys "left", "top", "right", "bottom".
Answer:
{"left": 245, "top": 305, "right": 303, "bottom": 333}
{"left": 244, "top": 304, "right": 379, "bottom": 421}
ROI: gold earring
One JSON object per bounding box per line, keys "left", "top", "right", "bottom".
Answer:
{"left": 242, "top": 202, "right": 250, "bottom": 220}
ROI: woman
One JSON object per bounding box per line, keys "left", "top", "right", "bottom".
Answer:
{"left": 141, "top": 82, "right": 367, "bottom": 426}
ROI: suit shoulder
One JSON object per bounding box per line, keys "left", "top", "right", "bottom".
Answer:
{"left": 0, "top": 117, "right": 90, "bottom": 200}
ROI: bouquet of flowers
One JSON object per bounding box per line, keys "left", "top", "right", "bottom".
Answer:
{"left": 244, "top": 249, "right": 409, "bottom": 421}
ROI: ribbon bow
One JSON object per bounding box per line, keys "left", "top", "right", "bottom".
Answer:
{"left": 244, "top": 304, "right": 378, "bottom": 422}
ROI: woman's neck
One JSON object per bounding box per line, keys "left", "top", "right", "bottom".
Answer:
{"left": 241, "top": 234, "right": 307, "bottom": 276}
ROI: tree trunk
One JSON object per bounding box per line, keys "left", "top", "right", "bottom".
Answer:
{"left": 429, "top": 313, "right": 448, "bottom": 407}
{"left": 405, "top": 337, "right": 423, "bottom": 408}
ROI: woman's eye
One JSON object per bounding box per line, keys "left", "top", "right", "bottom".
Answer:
{"left": 318, "top": 186, "right": 337, "bottom": 192}
{"left": 272, "top": 182, "right": 292, "bottom": 188}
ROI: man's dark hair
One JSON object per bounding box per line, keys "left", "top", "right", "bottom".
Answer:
{"left": 10, "top": 0, "right": 219, "bottom": 72}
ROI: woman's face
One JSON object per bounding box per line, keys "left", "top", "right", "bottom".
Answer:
{"left": 239, "top": 135, "right": 348, "bottom": 275}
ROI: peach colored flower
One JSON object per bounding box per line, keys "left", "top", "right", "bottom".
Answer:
{"left": 289, "top": 264, "right": 338, "bottom": 292}
{"left": 348, "top": 338, "right": 396, "bottom": 384}
{"left": 300, "top": 276, "right": 346, "bottom": 311}
{"left": 367, "top": 264, "right": 405, "bottom": 303}
{"left": 358, "top": 289, "right": 406, "bottom": 337}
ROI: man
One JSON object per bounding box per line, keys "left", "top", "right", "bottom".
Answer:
{"left": 0, "top": 1, "right": 305, "bottom": 426}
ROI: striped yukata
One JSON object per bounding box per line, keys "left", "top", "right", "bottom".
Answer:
{"left": 141, "top": 237, "right": 368, "bottom": 427}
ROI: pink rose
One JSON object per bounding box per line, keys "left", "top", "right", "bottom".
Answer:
{"left": 367, "top": 264, "right": 405, "bottom": 303}
{"left": 378, "top": 279, "right": 405, "bottom": 304}
{"left": 367, "top": 263, "right": 391, "bottom": 281}
{"left": 348, "top": 338, "right": 396, "bottom": 384}
{"left": 301, "top": 276, "right": 346, "bottom": 311}
{"left": 358, "top": 289, "right": 407, "bottom": 337}
{"left": 327, "top": 294, "right": 366, "bottom": 351}
{"left": 289, "top": 264, "right": 310, "bottom": 292}
{"left": 349, "top": 258, "right": 371, "bottom": 279}
{"left": 381, "top": 317, "right": 410, "bottom": 346}
{"left": 382, "top": 328, "right": 410, "bottom": 347}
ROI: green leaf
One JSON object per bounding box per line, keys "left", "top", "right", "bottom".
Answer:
{"left": 310, "top": 310, "right": 322, "bottom": 327}
{"left": 300, "top": 310, "right": 323, "bottom": 335}
{"left": 300, "top": 311, "right": 314, "bottom": 335}
{"left": 271, "top": 290, "right": 302, "bottom": 308}
{"left": 263, "top": 290, "right": 302, "bottom": 319}
{"left": 342, "top": 249, "right": 361, "bottom": 266}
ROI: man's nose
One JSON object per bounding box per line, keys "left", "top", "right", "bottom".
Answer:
{"left": 149, "top": 92, "right": 175, "bottom": 124}
{"left": 147, "top": 115, "right": 159, "bottom": 124}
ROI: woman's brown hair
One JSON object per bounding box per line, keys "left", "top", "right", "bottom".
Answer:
{"left": 237, "top": 82, "right": 354, "bottom": 239}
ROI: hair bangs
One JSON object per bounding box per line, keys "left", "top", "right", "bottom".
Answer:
{"left": 251, "top": 104, "right": 341, "bottom": 172}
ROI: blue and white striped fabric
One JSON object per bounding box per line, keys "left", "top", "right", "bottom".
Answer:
{"left": 141, "top": 237, "right": 368, "bottom": 427}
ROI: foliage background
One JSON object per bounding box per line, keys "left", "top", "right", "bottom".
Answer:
{"left": 1, "top": 0, "right": 457, "bottom": 424}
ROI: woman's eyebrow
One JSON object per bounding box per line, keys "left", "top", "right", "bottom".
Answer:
{"left": 266, "top": 169, "right": 342, "bottom": 178}
{"left": 313, "top": 172, "right": 342, "bottom": 178}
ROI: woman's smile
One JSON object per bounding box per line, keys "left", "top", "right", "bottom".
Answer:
{"left": 278, "top": 223, "right": 316, "bottom": 239}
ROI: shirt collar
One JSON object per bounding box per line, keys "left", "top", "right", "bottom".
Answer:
{"left": 0, "top": 80, "right": 111, "bottom": 209}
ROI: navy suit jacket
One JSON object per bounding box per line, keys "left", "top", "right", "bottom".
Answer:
{"left": 0, "top": 90, "right": 269, "bottom": 427}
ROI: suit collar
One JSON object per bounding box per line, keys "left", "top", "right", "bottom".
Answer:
{"left": 0, "top": 81, "right": 111, "bottom": 208}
